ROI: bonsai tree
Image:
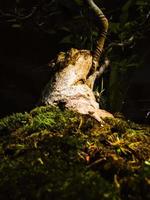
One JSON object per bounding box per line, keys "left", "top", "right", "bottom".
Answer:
{"left": 40, "top": 0, "right": 113, "bottom": 123}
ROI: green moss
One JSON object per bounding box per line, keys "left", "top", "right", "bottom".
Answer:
{"left": 0, "top": 112, "right": 31, "bottom": 134}
{"left": 0, "top": 105, "right": 149, "bottom": 200}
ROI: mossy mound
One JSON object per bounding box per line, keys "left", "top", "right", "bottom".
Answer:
{"left": 0, "top": 106, "right": 150, "bottom": 200}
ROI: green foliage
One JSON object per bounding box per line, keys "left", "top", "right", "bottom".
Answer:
{"left": 107, "top": 0, "right": 150, "bottom": 111}
{"left": 0, "top": 106, "right": 150, "bottom": 199}
{"left": 0, "top": 0, "right": 150, "bottom": 112}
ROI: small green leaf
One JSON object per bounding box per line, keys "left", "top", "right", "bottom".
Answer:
{"left": 145, "top": 160, "right": 150, "bottom": 166}
{"left": 74, "top": 0, "right": 83, "bottom": 6}
{"left": 59, "top": 35, "right": 73, "bottom": 44}
{"left": 11, "top": 24, "right": 21, "bottom": 28}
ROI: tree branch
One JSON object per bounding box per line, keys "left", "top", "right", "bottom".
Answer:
{"left": 86, "top": 0, "right": 109, "bottom": 72}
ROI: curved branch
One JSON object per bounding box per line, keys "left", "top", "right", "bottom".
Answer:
{"left": 17, "top": 7, "right": 38, "bottom": 20}
{"left": 86, "top": 0, "right": 109, "bottom": 72}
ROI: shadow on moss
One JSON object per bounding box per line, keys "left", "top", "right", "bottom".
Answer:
{"left": 0, "top": 105, "right": 150, "bottom": 199}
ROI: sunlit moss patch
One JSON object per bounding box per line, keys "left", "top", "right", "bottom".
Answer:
{"left": 0, "top": 106, "right": 150, "bottom": 199}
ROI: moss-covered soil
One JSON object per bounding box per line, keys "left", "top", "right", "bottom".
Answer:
{"left": 0, "top": 106, "right": 150, "bottom": 200}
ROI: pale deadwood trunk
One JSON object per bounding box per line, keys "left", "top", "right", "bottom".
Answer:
{"left": 39, "top": 1, "right": 113, "bottom": 123}
{"left": 40, "top": 48, "right": 113, "bottom": 123}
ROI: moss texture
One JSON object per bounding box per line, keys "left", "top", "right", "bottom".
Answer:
{"left": 0, "top": 106, "right": 150, "bottom": 200}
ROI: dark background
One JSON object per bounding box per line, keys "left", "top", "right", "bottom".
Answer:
{"left": 0, "top": 0, "right": 150, "bottom": 123}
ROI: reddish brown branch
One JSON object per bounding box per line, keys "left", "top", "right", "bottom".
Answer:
{"left": 86, "top": 0, "right": 109, "bottom": 72}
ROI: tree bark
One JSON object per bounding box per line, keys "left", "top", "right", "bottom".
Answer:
{"left": 40, "top": 1, "right": 113, "bottom": 123}
{"left": 86, "top": 0, "right": 109, "bottom": 73}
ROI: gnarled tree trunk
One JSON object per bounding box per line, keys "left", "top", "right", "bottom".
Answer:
{"left": 40, "top": 0, "right": 113, "bottom": 123}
